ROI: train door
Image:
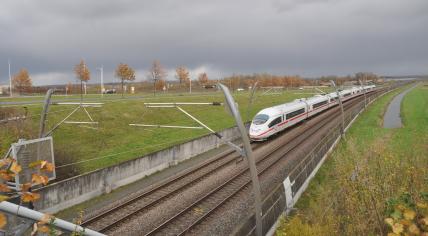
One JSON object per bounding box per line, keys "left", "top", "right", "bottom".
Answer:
{"left": 268, "top": 116, "right": 282, "bottom": 133}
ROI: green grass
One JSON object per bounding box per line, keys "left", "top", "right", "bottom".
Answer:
{"left": 276, "top": 83, "right": 428, "bottom": 235}
{"left": 1, "top": 90, "right": 321, "bottom": 178}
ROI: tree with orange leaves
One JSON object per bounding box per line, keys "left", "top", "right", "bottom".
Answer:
{"left": 115, "top": 63, "right": 136, "bottom": 97}
{"left": 175, "top": 66, "right": 190, "bottom": 85}
{"left": 73, "top": 59, "right": 90, "bottom": 100}
{"left": 12, "top": 68, "right": 32, "bottom": 94}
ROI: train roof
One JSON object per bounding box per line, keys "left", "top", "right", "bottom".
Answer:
{"left": 253, "top": 85, "right": 376, "bottom": 119}
{"left": 256, "top": 100, "right": 306, "bottom": 117}
{"left": 305, "top": 95, "right": 329, "bottom": 105}
{"left": 327, "top": 92, "right": 338, "bottom": 97}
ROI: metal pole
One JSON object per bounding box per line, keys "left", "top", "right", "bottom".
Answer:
{"left": 189, "top": 78, "right": 192, "bottom": 94}
{"left": 218, "top": 83, "right": 263, "bottom": 236}
{"left": 8, "top": 59, "right": 12, "bottom": 97}
{"left": 39, "top": 89, "right": 55, "bottom": 138}
{"left": 176, "top": 106, "right": 216, "bottom": 133}
{"left": 98, "top": 65, "right": 104, "bottom": 97}
{"left": 45, "top": 106, "right": 80, "bottom": 137}
{"left": 358, "top": 79, "right": 367, "bottom": 108}
{"left": 0, "top": 201, "right": 105, "bottom": 236}
{"left": 330, "top": 80, "right": 345, "bottom": 136}
{"left": 314, "top": 87, "right": 326, "bottom": 94}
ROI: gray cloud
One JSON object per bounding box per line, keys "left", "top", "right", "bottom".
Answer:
{"left": 0, "top": 0, "right": 427, "bottom": 85}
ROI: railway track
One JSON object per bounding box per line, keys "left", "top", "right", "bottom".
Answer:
{"left": 144, "top": 89, "right": 383, "bottom": 236}
{"left": 82, "top": 89, "right": 384, "bottom": 235}
{"left": 82, "top": 141, "right": 264, "bottom": 231}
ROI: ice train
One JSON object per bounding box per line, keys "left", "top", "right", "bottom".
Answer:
{"left": 249, "top": 85, "right": 376, "bottom": 141}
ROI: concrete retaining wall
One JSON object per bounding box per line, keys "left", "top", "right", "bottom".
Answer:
{"left": 35, "top": 126, "right": 241, "bottom": 213}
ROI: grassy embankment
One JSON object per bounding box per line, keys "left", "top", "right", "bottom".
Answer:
{"left": 276, "top": 84, "right": 428, "bottom": 235}
{"left": 1, "top": 89, "right": 323, "bottom": 178}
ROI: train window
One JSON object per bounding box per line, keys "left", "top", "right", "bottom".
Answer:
{"left": 252, "top": 114, "right": 269, "bottom": 125}
{"left": 268, "top": 116, "right": 282, "bottom": 128}
{"left": 312, "top": 100, "right": 328, "bottom": 109}
{"left": 286, "top": 108, "right": 305, "bottom": 120}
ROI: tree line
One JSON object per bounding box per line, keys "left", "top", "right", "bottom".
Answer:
{"left": 6, "top": 60, "right": 381, "bottom": 96}
{"left": 74, "top": 59, "right": 212, "bottom": 97}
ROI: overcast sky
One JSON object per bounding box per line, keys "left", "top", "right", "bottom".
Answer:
{"left": 0, "top": 0, "right": 427, "bottom": 85}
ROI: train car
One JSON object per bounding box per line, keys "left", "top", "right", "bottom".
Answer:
{"left": 306, "top": 95, "right": 330, "bottom": 117}
{"left": 339, "top": 88, "right": 356, "bottom": 101}
{"left": 249, "top": 85, "right": 376, "bottom": 141}
{"left": 249, "top": 100, "right": 307, "bottom": 141}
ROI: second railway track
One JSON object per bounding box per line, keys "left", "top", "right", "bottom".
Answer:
{"left": 82, "top": 88, "right": 385, "bottom": 235}
{"left": 144, "top": 89, "right": 384, "bottom": 236}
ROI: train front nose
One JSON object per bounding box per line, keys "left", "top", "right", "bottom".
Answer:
{"left": 249, "top": 125, "right": 263, "bottom": 139}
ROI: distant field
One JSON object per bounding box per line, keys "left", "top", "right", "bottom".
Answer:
{"left": 277, "top": 84, "right": 428, "bottom": 235}
{"left": 0, "top": 88, "right": 332, "bottom": 103}
{"left": 0, "top": 91, "right": 216, "bottom": 104}
{"left": 1, "top": 89, "right": 327, "bottom": 178}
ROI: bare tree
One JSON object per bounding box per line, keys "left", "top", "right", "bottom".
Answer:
{"left": 198, "top": 72, "right": 208, "bottom": 86}
{"left": 115, "top": 63, "right": 136, "bottom": 97}
{"left": 12, "top": 68, "right": 32, "bottom": 94}
{"left": 148, "top": 60, "right": 167, "bottom": 96}
{"left": 175, "top": 66, "right": 190, "bottom": 85}
{"left": 74, "top": 59, "right": 90, "bottom": 100}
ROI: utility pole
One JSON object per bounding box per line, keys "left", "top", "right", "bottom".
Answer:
{"left": 189, "top": 77, "right": 192, "bottom": 94}
{"left": 330, "top": 80, "right": 345, "bottom": 136}
{"left": 8, "top": 59, "right": 12, "bottom": 97}
{"left": 359, "top": 79, "right": 367, "bottom": 108}
{"left": 97, "top": 65, "right": 104, "bottom": 97}
{"left": 219, "top": 83, "right": 263, "bottom": 236}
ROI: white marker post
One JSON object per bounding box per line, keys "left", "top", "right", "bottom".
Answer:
{"left": 97, "top": 65, "right": 104, "bottom": 97}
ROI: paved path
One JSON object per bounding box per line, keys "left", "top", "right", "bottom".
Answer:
{"left": 383, "top": 84, "right": 418, "bottom": 128}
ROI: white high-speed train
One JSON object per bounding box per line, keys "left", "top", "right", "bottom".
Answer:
{"left": 249, "top": 85, "right": 376, "bottom": 141}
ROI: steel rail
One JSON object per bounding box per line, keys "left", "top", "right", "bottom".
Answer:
{"left": 85, "top": 89, "right": 381, "bottom": 234}
{"left": 82, "top": 142, "right": 263, "bottom": 231}
{"left": 181, "top": 89, "right": 387, "bottom": 235}
{"left": 145, "top": 89, "right": 381, "bottom": 235}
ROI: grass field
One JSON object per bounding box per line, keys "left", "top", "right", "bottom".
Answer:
{"left": 1, "top": 89, "right": 327, "bottom": 178}
{"left": 276, "top": 83, "right": 428, "bottom": 235}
